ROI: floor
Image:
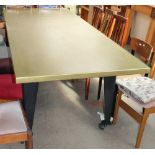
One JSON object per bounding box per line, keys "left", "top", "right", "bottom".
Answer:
{"left": 0, "top": 78, "right": 155, "bottom": 149}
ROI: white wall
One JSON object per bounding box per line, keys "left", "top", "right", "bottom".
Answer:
{"left": 130, "top": 12, "right": 151, "bottom": 40}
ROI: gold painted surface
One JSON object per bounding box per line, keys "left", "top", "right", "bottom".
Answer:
{"left": 5, "top": 8, "right": 149, "bottom": 83}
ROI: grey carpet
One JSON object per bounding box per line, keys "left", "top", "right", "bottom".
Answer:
{"left": 0, "top": 79, "right": 155, "bottom": 149}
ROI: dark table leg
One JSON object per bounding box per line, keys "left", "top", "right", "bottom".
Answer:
{"left": 22, "top": 83, "right": 39, "bottom": 129}
{"left": 99, "top": 76, "right": 117, "bottom": 129}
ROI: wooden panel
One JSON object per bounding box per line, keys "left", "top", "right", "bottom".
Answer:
{"left": 87, "top": 6, "right": 94, "bottom": 24}
{"left": 146, "top": 18, "right": 155, "bottom": 51}
{"left": 132, "top": 5, "right": 153, "bottom": 17}
{"left": 151, "top": 7, "right": 155, "bottom": 18}
{"left": 125, "top": 7, "right": 134, "bottom": 43}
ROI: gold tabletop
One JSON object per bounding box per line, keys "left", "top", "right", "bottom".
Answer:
{"left": 5, "top": 8, "right": 149, "bottom": 84}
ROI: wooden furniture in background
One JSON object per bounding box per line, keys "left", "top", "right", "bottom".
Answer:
{"left": 85, "top": 8, "right": 115, "bottom": 100}
{"left": 80, "top": 5, "right": 103, "bottom": 24}
{"left": 100, "top": 8, "right": 115, "bottom": 37}
{"left": 80, "top": 5, "right": 89, "bottom": 22}
{"left": 80, "top": 5, "right": 132, "bottom": 46}
{"left": 130, "top": 6, "right": 155, "bottom": 51}
{"left": 111, "top": 14, "right": 128, "bottom": 47}
{"left": 125, "top": 6, "right": 155, "bottom": 69}
{"left": 97, "top": 14, "right": 129, "bottom": 100}
{"left": 130, "top": 37, "right": 153, "bottom": 65}
{"left": 92, "top": 6, "right": 103, "bottom": 29}
{"left": 84, "top": 7, "right": 130, "bottom": 100}
{"left": 105, "top": 5, "right": 132, "bottom": 45}
{"left": 80, "top": 5, "right": 155, "bottom": 52}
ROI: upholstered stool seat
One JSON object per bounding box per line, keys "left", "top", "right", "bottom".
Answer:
{"left": 0, "top": 101, "right": 27, "bottom": 135}
{"left": 0, "top": 74, "right": 22, "bottom": 99}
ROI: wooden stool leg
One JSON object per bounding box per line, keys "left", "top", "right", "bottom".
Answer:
{"left": 97, "top": 77, "right": 103, "bottom": 100}
{"left": 135, "top": 111, "right": 148, "bottom": 148}
{"left": 85, "top": 78, "right": 90, "bottom": 100}
{"left": 25, "top": 131, "right": 33, "bottom": 149}
{"left": 112, "top": 91, "right": 122, "bottom": 125}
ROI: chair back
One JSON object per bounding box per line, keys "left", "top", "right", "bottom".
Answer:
{"left": 92, "top": 6, "right": 103, "bottom": 30}
{"left": 130, "top": 37, "right": 153, "bottom": 64}
{"left": 99, "top": 8, "right": 115, "bottom": 37}
{"left": 111, "top": 14, "right": 128, "bottom": 47}
{"left": 130, "top": 37, "right": 154, "bottom": 79}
